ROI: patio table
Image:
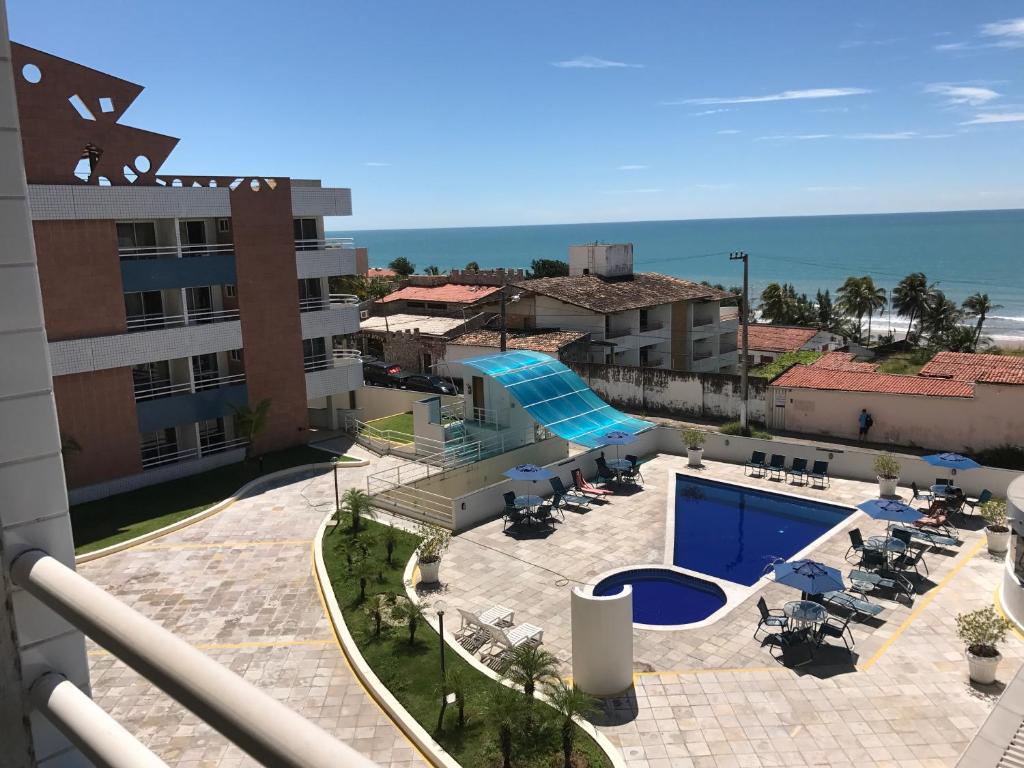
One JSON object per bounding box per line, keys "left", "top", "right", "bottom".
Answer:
{"left": 931, "top": 483, "right": 957, "bottom": 498}
{"left": 864, "top": 536, "right": 907, "bottom": 555}
{"left": 784, "top": 600, "right": 828, "bottom": 632}
{"left": 514, "top": 495, "right": 543, "bottom": 518}
{"left": 608, "top": 458, "right": 632, "bottom": 483}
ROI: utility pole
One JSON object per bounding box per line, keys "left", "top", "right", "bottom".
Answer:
{"left": 729, "top": 252, "right": 749, "bottom": 430}
{"left": 499, "top": 270, "right": 508, "bottom": 352}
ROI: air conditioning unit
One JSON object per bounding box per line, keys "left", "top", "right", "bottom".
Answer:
{"left": 360, "top": 310, "right": 369, "bottom": 320}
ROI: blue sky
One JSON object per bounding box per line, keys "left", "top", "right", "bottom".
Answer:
{"left": 9, "top": 1, "right": 1024, "bottom": 230}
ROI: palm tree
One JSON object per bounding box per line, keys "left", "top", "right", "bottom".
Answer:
{"left": 342, "top": 488, "right": 373, "bottom": 533}
{"left": 349, "top": 547, "right": 375, "bottom": 603}
{"left": 815, "top": 289, "right": 834, "bottom": 330}
{"left": 545, "top": 680, "right": 599, "bottom": 768}
{"left": 424, "top": 265, "right": 441, "bottom": 275}
{"left": 230, "top": 398, "right": 272, "bottom": 466}
{"left": 836, "top": 276, "right": 868, "bottom": 341}
{"left": 861, "top": 277, "right": 887, "bottom": 342}
{"left": 482, "top": 685, "right": 523, "bottom": 768}
{"left": 502, "top": 644, "right": 560, "bottom": 699}
{"left": 388, "top": 256, "right": 416, "bottom": 277}
{"left": 445, "top": 668, "right": 469, "bottom": 728}
{"left": 398, "top": 598, "right": 424, "bottom": 645}
{"left": 963, "top": 292, "right": 1002, "bottom": 348}
{"left": 891, "top": 272, "right": 933, "bottom": 343}
{"left": 941, "top": 324, "right": 979, "bottom": 353}
{"left": 759, "top": 283, "right": 791, "bottom": 324}
{"left": 465, "top": 261, "right": 480, "bottom": 272}
{"left": 919, "top": 290, "right": 962, "bottom": 344}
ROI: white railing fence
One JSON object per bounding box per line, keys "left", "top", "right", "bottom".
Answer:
{"left": 126, "top": 307, "right": 240, "bottom": 332}
{"left": 141, "top": 437, "right": 248, "bottom": 470}
{"left": 118, "top": 243, "right": 236, "bottom": 261}
{"left": 294, "top": 237, "right": 356, "bottom": 252}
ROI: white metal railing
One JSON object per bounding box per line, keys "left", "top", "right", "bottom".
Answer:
{"left": 692, "top": 316, "right": 715, "bottom": 328}
{"left": 692, "top": 349, "right": 714, "bottom": 361}
{"left": 639, "top": 321, "right": 664, "bottom": 333}
{"left": 141, "top": 437, "right": 247, "bottom": 469}
{"left": 134, "top": 378, "right": 190, "bottom": 401}
{"left": 118, "top": 243, "right": 235, "bottom": 261}
{"left": 194, "top": 371, "right": 246, "bottom": 392}
{"left": 294, "top": 237, "right": 355, "bottom": 252}
{"left": 9, "top": 550, "right": 378, "bottom": 767}
{"left": 126, "top": 307, "right": 240, "bottom": 331}
{"left": 298, "top": 294, "right": 360, "bottom": 313}
{"left": 304, "top": 354, "right": 332, "bottom": 373}
{"left": 465, "top": 404, "right": 502, "bottom": 427}
{"left": 334, "top": 348, "right": 362, "bottom": 360}
{"left": 606, "top": 326, "right": 632, "bottom": 340}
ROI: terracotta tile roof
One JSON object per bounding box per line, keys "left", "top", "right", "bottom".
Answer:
{"left": 377, "top": 283, "right": 502, "bottom": 305}
{"left": 720, "top": 306, "right": 739, "bottom": 321}
{"left": 450, "top": 329, "right": 588, "bottom": 353}
{"left": 918, "top": 351, "right": 1024, "bottom": 385}
{"left": 772, "top": 365, "right": 975, "bottom": 398}
{"left": 367, "top": 267, "right": 396, "bottom": 279}
{"left": 513, "top": 273, "right": 732, "bottom": 313}
{"left": 810, "top": 352, "right": 879, "bottom": 372}
{"left": 744, "top": 324, "right": 819, "bottom": 353}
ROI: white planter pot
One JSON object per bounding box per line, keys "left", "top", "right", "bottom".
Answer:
{"left": 966, "top": 649, "right": 1002, "bottom": 685}
{"left": 986, "top": 526, "right": 1011, "bottom": 555}
{"left": 418, "top": 558, "right": 441, "bottom": 584}
{"left": 877, "top": 476, "right": 899, "bottom": 498}
{"left": 687, "top": 447, "right": 704, "bottom": 468}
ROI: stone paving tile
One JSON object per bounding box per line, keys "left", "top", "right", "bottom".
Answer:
{"left": 80, "top": 445, "right": 427, "bottom": 768}
{"left": 431, "top": 454, "right": 1024, "bottom": 767}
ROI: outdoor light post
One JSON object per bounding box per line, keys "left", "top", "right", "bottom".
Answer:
{"left": 435, "top": 600, "right": 448, "bottom": 733}
{"left": 332, "top": 457, "right": 340, "bottom": 528}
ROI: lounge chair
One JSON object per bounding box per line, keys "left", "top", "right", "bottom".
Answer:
{"left": 914, "top": 510, "right": 954, "bottom": 538}
{"left": 503, "top": 508, "right": 527, "bottom": 531}
{"left": 754, "top": 596, "right": 787, "bottom": 639}
{"left": 625, "top": 454, "right": 645, "bottom": 484}
{"left": 456, "top": 606, "right": 515, "bottom": 651}
{"left": 550, "top": 476, "right": 590, "bottom": 510}
{"left": 572, "top": 468, "right": 612, "bottom": 499}
{"left": 786, "top": 457, "right": 809, "bottom": 485}
{"left": 911, "top": 481, "right": 933, "bottom": 504}
{"left": 595, "top": 456, "right": 618, "bottom": 485}
{"left": 820, "top": 591, "right": 884, "bottom": 622}
{"left": 767, "top": 454, "right": 786, "bottom": 480}
{"left": 481, "top": 622, "right": 544, "bottom": 669}
{"left": 810, "top": 460, "right": 830, "bottom": 488}
{"left": 845, "top": 528, "right": 865, "bottom": 563}
{"left": 813, "top": 615, "right": 854, "bottom": 655}
{"left": 849, "top": 568, "right": 913, "bottom": 602}
{"left": 745, "top": 451, "right": 767, "bottom": 476}
{"left": 889, "top": 524, "right": 958, "bottom": 549}
{"left": 963, "top": 489, "right": 992, "bottom": 518}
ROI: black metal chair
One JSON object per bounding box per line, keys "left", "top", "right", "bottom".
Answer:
{"left": 745, "top": 451, "right": 767, "bottom": 476}
{"left": 810, "top": 460, "right": 830, "bottom": 488}
{"left": 595, "top": 456, "right": 617, "bottom": 485}
{"left": 845, "top": 528, "right": 865, "bottom": 563}
{"left": 814, "top": 615, "right": 854, "bottom": 655}
{"left": 754, "top": 596, "right": 787, "bottom": 639}
{"left": 625, "top": 454, "right": 644, "bottom": 484}
{"left": 767, "top": 454, "right": 786, "bottom": 480}
{"left": 786, "top": 458, "right": 808, "bottom": 485}
{"left": 963, "top": 489, "right": 992, "bottom": 517}
{"left": 911, "top": 481, "right": 933, "bottom": 504}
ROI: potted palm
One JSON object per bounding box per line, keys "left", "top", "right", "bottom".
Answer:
{"left": 415, "top": 522, "right": 451, "bottom": 584}
{"left": 982, "top": 498, "right": 1010, "bottom": 555}
{"left": 873, "top": 453, "right": 900, "bottom": 498}
{"left": 681, "top": 428, "right": 706, "bottom": 468}
{"left": 956, "top": 605, "right": 1011, "bottom": 684}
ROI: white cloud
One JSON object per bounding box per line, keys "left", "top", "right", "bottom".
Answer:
{"left": 601, "top": 188, "right": 662, "bottom": 194}
{"left": 678, "top": 87, "right": 871, "bottom": 106}
{"left": 688, "top": 108, "right": 731, "bottom": 115}
{"left": 617, "top": 164, "right": 648, "bottom": 170}
{"left": 843, "top": 132, "right": 917, "bottom": 140}
{"left": 925, "top": 84, "right": 1000, "bottom": 106}
{"left": 980, "top": 17, "right": 1024, "bottom": 48}
{"left": 961, "top": 112, "right": 1024, "bottom": 125}
{"left": 839, "top": 38, "right": 900, "bottom": 49}
{"left": 755, "top": 133, "right": 832, "bottom": 141}
{"left": 364, "top": 161, "right": 391, "bottom": 167}
{"left": 695, "top": 183, "right": 734, "bottom": 190}
{"left": 934, "top": 42, "right": 969, "bottom": 51}
{"left": 553, "top": 55, "right": 642, "bottom": 69}
{"left": 716, "top": 129, "right": 741, "bottom": 135}
{"left": 805, "top": 185, "right": 865, "bottom": 192}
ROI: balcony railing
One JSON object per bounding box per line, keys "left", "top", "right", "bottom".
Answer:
{"left": 141, "top": 436, "right": 248, "bottom": 469}
{"left": 606, "top": 326, "right": 632, "bottom": 340}
{"left": 118, "top": 243, "right": 235, "bottom": 261}
{"left": 692, "top": 316, "right": 715, "bottom": 328}
{"left": 692, "top": 348, "right": 714, "bottom": 361}
{"left": 298, "top": 294, "right": 360, "bottom": 313}
{"left": 133, "top": 377, "right": 190, "bottom": 401}
{"left": 304, "top": 354, "right": 332, "bottom": 373}
{"left": 294, "top": 237, "right": 355, "bottom": 252}
{"left": 125, "top": 307, "right": 240, "bottom": 332}
{"left": 639, "top": 322, "right": 664, "bottom": 334}
{"left": 719, "top": 343, "right": 739, "bottom": 354}
{"left": 194, "top": 371, "right": 246, "bottom": 392}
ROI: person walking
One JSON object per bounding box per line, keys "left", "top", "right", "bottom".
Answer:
{"left": 858, "top": 409, "right": 873, "bottom": 440}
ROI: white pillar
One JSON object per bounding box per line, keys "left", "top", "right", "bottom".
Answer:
{"left": 0, "top": 8, "right": 91, "bottom": 763}
{"left": 570, "top": 586, "right": 634, "bottom": 696}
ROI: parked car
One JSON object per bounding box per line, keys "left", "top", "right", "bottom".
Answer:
{"left": 363, "top": 360, "right": 403, "bottom": 388}
{"left": 399, "top": 374, "right": 458, "bottom": 395}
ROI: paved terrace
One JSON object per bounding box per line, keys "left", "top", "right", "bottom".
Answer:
{"left": 429, "top": 455, "right": 1024, "bottom": 768}
{"left": 81, "top": 446, "right": 428, "bottom": 768}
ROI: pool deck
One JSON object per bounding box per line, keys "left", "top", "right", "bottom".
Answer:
{"left": 431, "top": 454, "right": 1024, "bottom": 767}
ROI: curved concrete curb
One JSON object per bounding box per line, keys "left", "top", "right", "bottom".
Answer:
{"left": 313, "top": 514, "right": 460, "bottom": 768}
{"left": 402, "top": 559, "right": 629, "bottom": 768}
{"left": 76, "top": 457, "right": 368, "bottom": 564}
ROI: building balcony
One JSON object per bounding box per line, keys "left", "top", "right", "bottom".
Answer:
{"left": 606, "top": 326, "right": 633, "bottom": 340}
{"left": 136, "top": 382, "right": 248, "bottom": 433}
{"left": 125, "top": 307, "right": 240, "bottom": 333}
{"left": 304, "top": 351, "right": 362, "bottom": 400}
{"left": 141, "top": 436, "right": 248, "bottom": 470}
{"left": 299, "top": 295, "right": 360, "bottom": 340}
{"left": 121, "top": 246, "right": 236, "bottom": 292}
{"left": 295, "top": 238, "right": 358, "bottom": 279}
{"left": 639, "top": 321, "right": 664, "bottom": 334}
{"left": 720, "top": 341, "right": 739, "bottom": 354}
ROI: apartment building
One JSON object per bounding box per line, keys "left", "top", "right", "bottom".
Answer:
{"left": 13, "top": 43, "right": 363, "bottom": 500}
{"left": 510, "top": 244, "right": 738, "bottom": 372}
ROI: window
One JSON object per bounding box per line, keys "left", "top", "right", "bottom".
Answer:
{"left": 216, "top": 218, "right": 231, "bottom": 233}
{"left": 124, "top": 291, "right": 164, "bottom": 329}
{"left": 293, "top": 217, "right": 318, "bottom": 249}
{"left": 406, "top": 301, "right": 425, "bottom": 309}
{"left": 224, "top": 284, "right": 236, "bottom": 298}
{"left": 192, "top": 353, "right": 219, "bottom": 388}
{"left": 228, "top": 349, "right": 242, "bottom": 363}
{"left": 198, "top": 418, "right": 227, "bottom": 451}
{"left": 116, "top": 221, "right": 156, "bottom": 256}
{"left": 179, "top": 220, "right": 207, "bottom": 246}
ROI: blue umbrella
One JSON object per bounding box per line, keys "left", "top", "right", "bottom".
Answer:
{"left": 773, "top": 560, "right": 844, "bottom": 596}
{"left": 922, "top": 452, "right": 981, "bottom": 474}
{"left": 857, "top": 498, "right": 922, "bottom": 524}
{"left": 503, "top": 464, "right": 556, "bottom": 482}
{"left": 600, "top": 430, "right": 637, "bottom": 460}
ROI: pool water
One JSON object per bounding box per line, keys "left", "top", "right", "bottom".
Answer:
{"left": 674, "top": 474, "right": 852, "bottom": 587}
{"left": 593, "top": 568, "right": 727, "bottom": 625}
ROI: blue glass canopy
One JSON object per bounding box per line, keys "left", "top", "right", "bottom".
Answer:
{"left": 460, "top": 350, "right": 655, "bottom": 448}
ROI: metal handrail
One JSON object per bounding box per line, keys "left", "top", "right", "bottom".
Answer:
{"left": 299, "top": 295, "right": 361, "bottom": 312}
{"left": 692, "top": 316, "right": 715, "bottom": 328}
{"left": 334, "top": 348, "right": 363, "bottom": 360}
{"left": 639, "top": 321, "right": 664, "bottom": 333}
{"left": 30, "top": 672, "right": 169, "bottom": 768}
{"left": 126, "top": 307, "right": 240, "bottom": 331}
{"left": 134, "top": 378, "right": 191, "bottom": 401}
{"left": 194, "top": 371, "right": 246, "bottom": 391}
{"left": 294, "top": 237, "right": 356, "bottom": 251}
{"left": 10, "top": 550, "right": 378, "bottom": 768}
{"left": 118, "top": 243, "right": 235, "bottom": 261}
{"left": 141, "top": 437, "right": 248, "bottom": 469}
{"left": 304, "top": 355, "right": 332, "bottom": 373}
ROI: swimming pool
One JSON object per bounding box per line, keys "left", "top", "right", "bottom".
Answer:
{"left": 592, "top": 568, "right": 727, "bottom": 626}
{"left": 673, "top": 474, "right": 852, "bottom": 587}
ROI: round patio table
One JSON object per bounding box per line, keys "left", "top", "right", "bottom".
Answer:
{"left": 784, "top": 600, "right": 827, "bottom": 631}
{"left": 865, "top": 536, "right": 907, "bottom": 555}
{"left": 607, "top": 459, "right": 632, "bottom": 483}
{"left": 931, "top": 484, "right": 957, "bottom": 498}
{"left": 514, "top": 495, "right": 543, "bottom": 509}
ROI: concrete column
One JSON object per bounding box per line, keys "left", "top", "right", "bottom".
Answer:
{"left": 0, "top": 3, "right": 91, "bottom": 764}
{"left": 570, "top": 586, "right": 633, "bottom": 697}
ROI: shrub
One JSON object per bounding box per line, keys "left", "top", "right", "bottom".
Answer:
{"left": 681, "top": 428, "right": 706, "bottom": 449}
{"left": 720, "top": 421, "right": 772, "bottom": 440}
{"left": 415, "top": 522, "right": 451, "bottom": 564}
{"left": 975, "top": 445, "right": 1024, "bottom": 471}
{"left": 872, "top": 453, "right": 901, "bottom": 479}
{"left": 981, "top": 498, "right": 1008, "bottom": 530}
{"left": 955, "top": 606, "right": 1010, "bottom": 657}
{"left": 750, "top": 350, "right": 823, "bottom": 380}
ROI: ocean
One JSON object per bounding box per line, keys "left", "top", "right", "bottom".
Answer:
{"left": 331, "top": 209, "right": 1024, "bottom": 344}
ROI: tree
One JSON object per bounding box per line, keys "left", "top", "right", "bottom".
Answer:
{"left": 941, "top": 324, "right": 979, "bottom": 353}
{"left": 348, "top": 546, "right": 375, "bottom": 603}
{"left": 892, "top": 272, "right": 933, "bottom": 343}
{"left": 815, "top": 289, "right": 835, "bottom": 330}
{"left": 963, "top": 292, "right": 1002, "bottom": 348}
{"left": 759, "top": 283, "right": 790, "bottom": 324}
{"left": 388, "top": 256, "right": 416, "bottom": 277}
{"left": 836, "top": 276, "right": 884, "bottom": 342}
{"left": 862, "top": 276, "right": 887, "bottom": 343}
{"left": 231, "top": 398, "right": 271, "bottom": 465}
{"left": 482, "top": 685, "right": 524, "bottom": 768}
{"left": 544, "top": 680, "right": 599, "bottom": 768}
{"left": 529, "top": 259, "right": 569, "bottom": 278}
{"left": 397, "top": 598, "right": 424, "bottom": 645}
{"left": 465, "top": 261, "right": 480, "bottom": 272}
{"left": 366, "top": 279, "right": 393, "bottom": 300}
{"left": 919, "top": 289, "right": 962, "bottom": 344}
{"left": 424, "top": 265, "right": 441, "bottom": 275}
{"left": 342, "top": 488, "right": 374, "bottom": 533}
{"left": 445, "top": 668, "right": 469, "bottom": 728}
{"left": 502, "top": 644, "right": 560, "bottom": 699}
{"left": 382, "top": 525, "right": 399, "bottom": 564}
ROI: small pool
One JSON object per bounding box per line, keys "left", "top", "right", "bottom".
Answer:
{"left": 593, "top": 568, "right": 727, "bottom": 626}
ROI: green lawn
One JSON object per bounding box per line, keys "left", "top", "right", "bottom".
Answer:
{"left": 71, "top": 445, "right": 353, "bottom": 554}
{"left": 750, "top": 350, "right": 823, "bottom": 380}
{"left": 322, "top": 519, "right": 612, "bottom": 768}
{"left": 366, "top": 411, "right": 414, "bottom": 442}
